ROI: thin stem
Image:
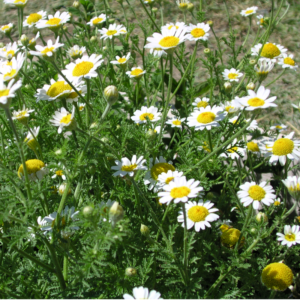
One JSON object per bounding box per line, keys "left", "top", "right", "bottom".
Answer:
{"left": 211, "top": 27, "right": 223, "bottom": 64}
{"left": 242, "top": 16, "right": 252, "bottom": 47}
{"left": 63, "top": 255, "right": 68, "bottom": 282}
{"left": 139, "top": 0, "right": 160, "bottom": 31}
{"left": 207, "top": 130, "right": 213, "bottom": 152}
{"left": 265, "top": 69, "right": 285, "bottom": 87}
{"left": 135, "top": 80, "right": 140, "bottom": 108}
{"left": 182, "top": 203, "right": 189, "bottom": 286}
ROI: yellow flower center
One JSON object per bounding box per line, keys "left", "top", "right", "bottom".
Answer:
{"left": 47, "top": 81, "right": 72, "bottom": 98}
{"left": 118, "top": 57, "right": 127, "bottom": 63}
{"left": 188, "top": 206, "right": 209, "bottom": 222}
{"left": 55, "top": 170, "right": 64, "bottom": 176}
{"left": 197, "top": 112, "right": 216, "bottom": 124}
{"left": 46, "top": 18, "right": 61, "bottom": 26}
{"left": 261, "top": 263, "right": 293, "bottom": 291}
{"left": 261, "top": 43, "right": 281, "bottom": 59}
{"left": 260, "top": 18, "right": 264, "bottom": 25}
{"left": 284, "top": 57, "right": 295, "bottom": 66}
{"left": 245, "top": 9, "right": 254, "bottom": 14}
{"left": 227, "top": 146, "right": 238, "bottom": 153}
{"left": 248, "top": 185, "right": 266, "bottom": 201}
{"left": 14, "top": 0, "right": 26, "bottom": 3}
{"left": 170, "top": 186, "right": 191, "bottom": 198}
{"left": 274, "top": 200, "right": 281, "bottom": 206}
{"left": 220, "top": 224, "right": 230, "bottom": 233}
{"left": 284, "top": 233, "right": 295, "bottom": 241}
{"left": 275, "top": 125, "right": 282, "bottom": 129}
{"left": 221, "top": 228, "right": 242, "bottom": 248}
{"left": 0, "top": 89, "right": 10, "bottom": 97}
{"left": 272, "top": 138, "right": 294, "bottom": 156}
{"left": 165, "top": 177, "right": 174, "bottom": 184}
{"left": 131, "top": 69, "right": 143, "bottom": 76}
{"left": 197, "top": 101, "right": 208, "bottom": 108}
{"left": 121, "top": 164, "right": 137, "bottom": 172}
{"left": 79, "top": 105, "right": 85, "bottom": 111}
{"left": 179, "top": 3, "right": 188, "bottom": 8}
{"left": 27, "top": 13, "right": 42, "bottom": 24}
{"left": 41, "top": 47, "right": 55, "bottom": 55}
{"left": 159, "top": 36, "right": 180, "bottom": 48}
{"left": 72, "top": 61, "right": 94, "bottom": 77}
{"left": 139, "top": 112, "right": 154, "bottom": 121}
{"left": 225, "top": 105, "right": 234, "bottom": 112}
{"left": 16, "top": 111, "right": 27, "bottom": 119}
{"left": 247, "top": 97, "right": 265, "bottom": 107}
{"left": 60, "top": 114, "right": 72, "bottom": 124}
{"left": 6, "top": 50, "right": 15, "bottom": 58}
{"left": 4, "top": 69, "right": 16, "bottom": 79}
{"left": 228, "top": 73, "right": 238, "bottom": 79}
{"left": 106, "top": 30, "right": 117, "bottom": 36}
{"left": 150, "top": 162, "right": 175, "bottom": 180}
{"left": 18, "top": 159, "right": 45, "bottom": 177}
{"left": 6, "top": 61, "right": 12, "bottom": 66}
{"left": 247, "top": 142, "right": 260, "bottom": 152}
{"left": 172, "top": 120, "right": 181, "bottom": 126}
{"left": 190, "top": 28, "right": 205, "bottom": 38}
{"left": 290, "top": 183, "right": 300, "bottom": 192}
{"left": 1, "top": 25, "right": 10, "bottom": 31}
{"left": 92, "top": 18, "right": 103, "bottom": 25}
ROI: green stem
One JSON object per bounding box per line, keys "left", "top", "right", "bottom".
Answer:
{"left": 63, "top": 255, "right": 68, "bottom": 282}
{"left": 265, "top": 69, "right": 285, "bottom": 87}
{"left": 207, "top": 130, "right": 213, "bottom": 152}
{"left": 182, "top": 203, "right": 189, "bottom": 286}
{"left": 86, "top": 80, "right": 91, "bottom": 126}
{"left": 135, "top": 80, "right": 140, "bottom": 108}
{"left": 139, "top": 0, "right": 160, "bottom": 31}
{"left": 57, "top": 181, "right": 72, "bottom": 215}
{"left": 211, "top": 27, "right": 223, "bottom": 64}
{"left": 242, "top": 16, "right": 252, "bottom": 47}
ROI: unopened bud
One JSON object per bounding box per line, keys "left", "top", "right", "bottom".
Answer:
{"left": 90, "top": 36, "right": 97, "bottom": 42}
{"left": 140, "top": 224, "right": 150, "bottom": 236}
{"left": 55, "top": 149, "right": 62, "bottom": 155}
{"left": 101, "top": 137, "right": 109, "bottom": 143}
{"left": 104, "top": 85, "right": 119, "bottom": 105}
{"left": 246, "top": 82, "right": 255, "bottom": 90}
{"left": 152, "top": 7, "right": 158, "bottom": 13}
{"left": 58, "top": 182, "right": 71, "bottom": 195}
{"left": 25, "top": 84, "right": 30, "bottom": 89}
{"left": 204, "top": 48, "right": 210, "bottom": 55}
{"left": 249, "top": 59, "right": 256, "bottom": 65}
{"left": 146, "top": 129, "right": 157, "bottom": 140}
{"left": 82, "top": 205, "right": 94, "bottom": 218}
{"left": 73, "top": 1, "right": 80, "bottom": 8}
{"left": 108, "top": 18, "right": 115, "bottom": 24}
{"left": 207, "top": 20, "right": 213, "bottom": 27}
{"left": 90, "top": 122, "right": 99, "bottom": 130}
{"left": 256, "top": 212, "right": 268, "bottom": 223}
{"left": 109, "top": 202, "right": 124, "bottom": 225}
{"left": 224, "top": 82, "right": 232, "bottom": 91}
{"left": 187, "top": 3, "right": 194, "bottom": 11}
{"left": 250, "top": 227, "right": 257, "bottom": 235}
{"left": 125, "top": 267, "right": 137, "bottom": 277}
{"left": 89, "top": 164, "right": 96, "bottom": 175}
{"left": 21, "top": 34, "right": 29, "bottom": 46}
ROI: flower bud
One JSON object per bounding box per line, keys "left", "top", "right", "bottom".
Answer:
{"left": 109, "top": 202, "right": 124, "bottom": 226}
{"left": 204, "top": 48, "right": 210, "bottom": 55}
{"left": 90, "top": 36, "right": 97, "bottom": 42}
{"left": 249, "top": 59, "right": 256, "bottom": 65}
{"left": 90, "top": 122, "right": 99, "bottom": 130}
{"left": 250, "top": 227, "right": 257, "bottom": 235}
{"left": 140, "top": 224, "right": 150, "bottom": 237}
{"left": 152, "top": 7, "right": 158, "bottom": 13}
{"left": 58, "top": 182, "right": 72, "bottom": 195}
{"left": 104, "top": 85, "right": 119, "bottom": 105}
{"left": 256, "top": 212, "right": 268, "bottom": 223}
{"left": 21, "top": 34, "right": 29, "bottom": 46}
{"left": 82, "top": 205, "right": 94, "bottom": 218}
{"left": 224, "top": 82, "right": 232, "bottom": 91}
{"left": 125, "top": 267, "right": 137, "bottom": 277}
{"left": 246, "top": 82, "right": 255, "bottom": 90}
{"left": 187, "top": 3, "right": 194, "bottom": 11}
{"left": 207, "top": 20, "right": 213, "bottom": 27}
{"left": 146, "top": 129, "right": 157, "bottom": 140}
{"left": 25, "top": 84, "right": 30, "bottom": 89}
{"left": 55, "top": 149, "right": 62, "bottom": 155}
{"left": 108, "top": 18, "right": 115, "bottom": 24}
{"left": 73, "top": 1, "right": 80, "bottom": 8}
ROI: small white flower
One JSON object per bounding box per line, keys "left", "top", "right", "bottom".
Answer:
{"left": 30, "top": 37, "right": 64, "bottom": 58}
{"left": 51, "top": 164, "right": 67, "bottom": 181}
{"left": 221, "top": 98, "right": 241, "bottom": 114}
{"left": 87, "top": 14, "right": 107, "bottom": 27}
{"left": 256, "top": 15, "right": 265, "bottom": 27}
{"left": 254, "top": 59, "right": 275, "bottom": 75}
{"left": 192, "top": 97, "right": 209, "bottom": 109}
{"left": 161, "top": 22, "right": 186, "bottom": 32}
{"left": 4, "top": 0, "right": 28, "bottom": 8}
{"left": 0, "top": 53, "right": 25, "bottom": 82}
{"left": 0, "top": 23, "right": 13, "bottom": 34}
{"left": 270, "top": 123, "right": 287, "bottom": 132}
{"left": 111, "top": 155, "right": 147, "bottom": 177}
{"left": 282, "top": 176, "right": 300, "bottom": 199}
{"left": 219, "top": 138, "right": 246, "bottom": 160}
{"left": 157, "top": 170, "right": 184, "bottom": 190}
{"left": 240, "top": 6, "right": 258, "bottom": 17}
{"left": 131, "top": 106, "right": 161, "bottom": 124}
{"left": 126, "top": 66, "right": 146, "bottom": 79}
{"left": 111, "top": 53, "right": 130, "bottom": 65}
{"left": 185, "top": 23, "right": 210, "bottom": 41}
{"left": 36, "top": 11, "right": 70, "bottom": 31}
{"left": 23, "top": 11, "right": 47, "bottom": 28}
{"left": 67, "top": 45, "right": 86, "bottom": 60}
{"left": 12, "top": 105, "right": 34, "bottom": 123}
{"left": 149, "top": 47, "right": 167, "bottom": 58}
{"left": 24, "top": 126, "right": 40, "bottom": 151}
{"left": 251, "top": 42, "right": 287, "bottom": 62}
{"left": 178, "top": 200, "right": 219, "bottom": 232}
{"left": 99, "top": 23, "right": 127, "bottom": 40}
{"left": 222, "top": 68, "right": 243, "bottom": 82}
{"left": 123, "top": 286, "right": 162, "bottom": 300}
{"left": 278, "top": 53, "right": 298, "bottom": 70}
{"left": 166, "top": 117, "right": 186, "bottom": 128}
{"left": 176, "top": 0, "right": 190, "bottom": 10}
{"left": 0, "top": 77, "right": 22, "bottom": 109}
{"left": 50, "top": 107, "right": 76, "bottom": 134}
{"left": 277, "top": 225, "right": 300, "bottom": 248}
{"left": 0, "top": 42, "right": 18, "bottom": 60}
{"left": 273, "top": 198, "right": 282, "bottom": 206}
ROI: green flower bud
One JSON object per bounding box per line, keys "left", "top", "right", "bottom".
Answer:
{"left": 82, "top": 205, "right": 94, "bottom": 218}
{"left": 246, "top": 82, "right": 255, "bottom": 90}
{"left": 256, "top": 212, "right": 268, "bottom": 223}
{"left": 125, "top": 267, "right": 137, "bottom": 277}
{"left": 104, "top": 85, "right": 119, "bottom": 105}
{"left": 187, "top": 3, "right": 194, "bottom": 11}
{"left": 109, "top": 202, "right": 124, "bottom": 226}
{"left": 21, "top": 34, "right": 29, "bottom": 46}
{"left": 140, "top": 224, "right": 150, "bottom": 237}
{"left": 73, "top": 1, "right": 80, "bottom": 8}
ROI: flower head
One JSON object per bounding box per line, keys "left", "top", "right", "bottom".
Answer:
{"left": 161, "top": 22, "right": 186, "bottom": 32}
{"left": 257, "top": 15, "right": 265, "bottom": 27}
{"left": 36, "top": 11, "right": 70, "bottom": 31}
{"left": 192, "top": 97, "right": 209, "bottom": 109}
{"left": 156, "top": 170, "right": 183, "bottom": 190}
{"left": 0, "top": 42, "right": 18, "bottom": 60}
{"left": 99, "top": 23, "right": 127, "bottom": 40}
{"left": 111, "top": 155, "right": 147, "bottom": 177}
{"left": 277, "top": 225, "right": 300, "bottom": 248}
{"left": 0, "top": 23, "right": 13, "bottom": 34}
{"left": 282, "top": 176, "right": 300, "bottom": 199}
{"left": 251, "top": 42, "right": 287, "bottom": 62}
{"left": 254, "top": 59, "right": 275, "bottom": 81}
{"left": 219, "top": 138, "right": 246, "bottom": 160}
{"left": 131, "top": 106, "right": 161, "bottom": 124}
{"left": 30, "top": 37, "right": 64, "bottom": 60}
{"left": 50, "top": 107, "right": 77, "bottom": 134}
{"left": 0, "top": 77, "right": 22, "bottom": 109}
{"left": 126, "top": 66, "right": 146, "bottom": 79}
{"left": 23, "top": 11, "right": 47, "bottom": 28}
{"left": 67, "top": 45, "right": 86, "bottom": 60}
{"left": 12, "top": 105, "right": 34, "bottom": 125}
{"left": 0, "top": 53, "right": 25, "bottom": 82}
{"left": 185, "top": 23, "right": 210, "bottom": 41}
{"left": 123, "top": 286, "right": 162, "bottom": 299}
{"left": 176, "top": 0, "right": 190, "bottom": 11}
{"left": 220, "top": 227, "right": 244, "bottom": 248}
{"left": 222, "top": 68, "right": 243, "bottom": 82}
{"left": 278, "top": 53, "right": 298, "bottom": 70}
{"left": 166, "top": 117, "right": 186, "bottom": 128}
{"left": 111, "top": 53, "right": 130, "bottom": 66}
{"left": 24, "top": 126, "right": 40, "bottom": 151}
{"left": 18, "top": 159, "right": 48, "bottom": 181}
{"left": 240, "top": 6, "right": 258, "bottom": 17}
{"left": 87, "top": 14, "right": 107, "bottom": 27}
{"left": 4, "top": 0, "right": 28, "bottom": 8}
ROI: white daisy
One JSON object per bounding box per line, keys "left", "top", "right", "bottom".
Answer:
{"left": 58, "top": 182, "right": 71, "bottom": 195}
{"left": 270, "top": 123, "right": 287, "bottom": 132}
{"left": 78, "top": 103, "right": 86, "bottom": 111}
{"left": 87, "top": 14, "right": 107, "bottom": 27}
{"left": 256, "top": 15, "right": 265, "bottom": 28}
{"left": 30, "top": 37, "right": 64, "bottom": 59}
{"left": 187, "top": 105, "right": 227, "bottom": 131}
{"left": 278, "top": 53, "right": 298, "bottom": 70}
{"left": 144, "top": 156, "right": 175, "bottom": 191}
{"left": 4, "top": 0, "right": 28, "bottom": 8}
{"left": 158, "top": 176, "right": 203, "bottom": 205}
{"left": 111, "top": 53, "right": 130, "bottom": 65}
{"left": 0, "top": 78, "right": 22, "bottom": 109}
{"left": 219, "top": 138, "right": 246, "bottom": 160}
{"left": 0, "top": 42, "right": 18, "bottom": 60}
{"left": 126, "top": 66, "right": 146, "bottom": 79}
{"left": 62, "top": 54, "right": 104, "bottom": 83}
{"left": 123, "top": 286, "right": 162, "bottom": 300}
{"left": 23, "top": 11, "right": 47, "bottom": 28}
{"left": 0, "top": 53, "right": 25, "bottom": 82}
{"left": 161, "top": 22, "right": 186, "bottom": 32}
{"left": 222, "top": 68, "right": 243, "bottom": 82}
{"left": 274, "top": 198, "right": 282, "bottom": 206}
{"left": 176, "top": 0, "right": 190, "bottom": 10}
{"left": 265, "top": 132, "right": 300, "bottom": 166}
{"left": 246, "top": 140, "right": 261, "bottom": 154}
{"left": 36, "top": 11, "right": 70, "bottom": 31}
{"left": 276, "top": 225, "right": 300, "bottom": 248}
{"left": 67, "top": 45, "right": 86, "bottom": 60}
{"left": 111, "top": 155, "right": 147, "bottom": 177}
{"left": 157, "top": 170, "right": 184, "bottom": 190}
{"left": 166, "top": 117, "right": 186, "bottom": 128}
{"left": 237, "top": 181, "right": 276, "bottom": 209}
{"left": 185, "top": 23, "right": 210, "bottom": 41}
{"left": 239, "top": 86, "right": 277, "bottom": 110}
{"left": 51, "top": 164, "right": 67, "bottom": 181}
{"left": 0, "top": 23, "right": 13, "bottom": 34}
{"left": 131, "top": 106, "right": 161, "bottom": 124}
{"left": 12, "top": 105, "right": 34, "bottom": 125}
{"left": 144, "top": 26, "right": 186, "bottom": 54}
{"left": 99, "top": 23, "right": 127, "bottom": 40}
{"left": 24, "top": 126, "right": 40, "bottom": 151}
{"left": 192, "top": 97, "right": 209, "bottom": 109}
{"left": 18, "top": 159, "right": 49, "bottom": 181}
{"left": 178, "top": 200, "right": 219, "bottom": 232}
{"left": 50, "top": 107, "right": 77, "bottom": 134}
{"left": 221, "top": 98, "right": 241, "bottom": 114}
{"left": 240, "top": 6, "right": 258, "bottom": 17}
{"left": 282, "top": 176, "right": 300, "bottom": 199}
{"left": 149, "top": 47, "right": 167, "bottom": 58}
{"left": 254, "top": 59, "right": 275, "bottom": 78}
{"left": 251, "top": 42, "right": 287, "bottom": 62}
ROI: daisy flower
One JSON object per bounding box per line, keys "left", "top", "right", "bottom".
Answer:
{"left": 158, "top": 176, "right": 203, "bottom": 205}
{"left": 4, "top": 0, "right": 28, "bottom": 8}
{"left": 111, "top": 53, "right": 130, "bottom": 66}
{"left": 123, "top": 286, "right": 162, "bottom": 300}
{"left": 157, "top": 170, "right": 184, "bottom": 190}
{"left": 131, "top": 106, "right": 161, "bottom": 124}
{"left": 67, "top": 45, "right": 86, "bottom": 60}
{"left": 176, "top": 0, "right": 190, "bottom": 11}
{"left": 0, "top": 42, "right": 18, "bottom": 60}
{"left": 30, "top": 37, "right": 64, "bottom": 59}
{"left": 58, "top": 182, "right": 71, "bottom": 195}
{"left": 111, "top": 155, "right": 147, "bottom": 177}
{"left": 98, "top": 199, "right": 114, "bottom": 221}
{"left": 0, "top": 78, "right": 22, "bottom": 109}
{"left": 239, "top": 85, "right": 277, "bottom": 110}
{"left": 240, "top": 6, "right": 258, "bottom": 17}
{"left": 246, "top": 140, "right": 260, "bottom": 154}
{"left": 144, "top": 156, "right": 175, "bottom": 190}
{"left": 0, "top": 53, "right": 25, "bottom": 82}
{"left": 221, "top": 98, "right": 241, "bottom": 114}
{"left": 222, "top": 68, "right": 243, "bottom": 82}
{"left": 185, "top": 23, "right": 210, "bottom": 41}
{"left": 273, "top": 198, "right": 281, "bottom": 206}
{"left": 251, "top": 42, "right": 287, "bottom": 62}
{"left": 24, "top": 126, "right": 40, "bottom": 151}
{"left": 51, "top": 164, "right": 67, "bottom": 181}
{"left": 12, "top": 105, "right": 34, "bottom": 125}
{"left": 87, "top": 14, "right": 107, "bottom": 27}
{"left": 50, "top": 107, "right": 77, "bottom": 134}
{"left": 99, "top": 24, "right": 127, "bottom": 40}
{"left": 0, "top": 23, "right": 13, "bottom": 34}
{"left": 149, "top": 47, "right": 167, "bottom": 58}
{"left": 237, "top": 181, "right": 276, "bottom": 209}
{"left": 126, "top": 66, "right": 146, "bottom": 79}
{"left": 282, "top": 176, "right": 300, "bottom": 199}
{"left": 23, "top": 11, "right": 47, "bottom": 28}
{"left": 278, "top": 53, "right": 298, "bottom": 70}
{"left": 166, "top": 117, "right": 186, "bottom": 128}
{"left": 161, "top": 22, "right": 186, "bottom": 32}
{"left": 178, "top": 200, "right": 219, "bottom": 232}
{"left": 36, "top": 11, "right": 70, "bottom": 31}
{"left": 62, "top": 54, "right": 104, "bottom": 83}
{"left": 78, "top": 103, "right": 86, "bottom": 111}
{"left": 192, "top": 97, "right": 209, "bottom": 109}
{"left": 277, "top": 225, "right": 300, "bottom": 247}
{"left": 144, "top": 0, "right": 155, "bottom": 5}
{"left": 219, "top": 138, "right": 246, "bottom": 160}
{"left": 18, "top": 159, "right": 49, "bottom": 181}
{"left": 257, "top": 15, "right": 265, "bottom": 27}
{"left": 254, "top": 59, "right": 275, "bottom": 79}
{"left": 270, "top": 123, "right": 287, "bottom": 132}
{"left": 187, "top": 105, "right": 227, "bottom": 131}
{"left": 265, "top": 132, "right": 300, "bottom": 166}
{"left": 144, "top": 26, "right": 186, "bottom": 54}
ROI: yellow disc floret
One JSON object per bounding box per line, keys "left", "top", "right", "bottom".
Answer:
{"left": 260, "top": 43, "right": 281, "bottom": 59}
{"left": 27, "top": 13, "right": 42, "bottom": 24}
{"left": 121, "top": 164, "right": 137, "bottom": 172}
{"left": 159, "top": 36, "right": 180, "bottom": 48}
{"left": 47, "top": 81, "right": 72, "bottom": 98}
{"left": 247, "top": 97, "right": 265, "bottom": 107}
{"left": 197, "top": 101, "right": 208, "bottom": 108}
{"left": 170, "top": 186, "right": 191, "bottom": 198}
{"left": 221, "top": 228, "right": 244, "bottom": 248}
{"left": 106, "top": 30, "right": 117, "bottom": 36}
{"left": 172, "top": 120, "right": 181, "bottom": 126}
{"left": 92, "top": 18, "right": 103, "bottom": 25}
{"left": 188, "top": 206, "right": 209, "bottom": 222}
{"left": 72, "top": 61, "right": 94, "bottom": 77}
{"left": 151, "top": 162, "right": 175, "bottom": 180}
{"left": 18, "top": 159, "right": 45, "bottom": 178}
{"left": 190, "top": 28, "right": 205, "bottom": 38}
{"left": 272, "top": 138, "right": 294, "bottom": 156}
{"left": 139, "top": 113, "right": 154, "bottom": 121}
{"left": 46, "top": 18, "right": 61, "bottom": 26}
{"left": 131, "top": 69, "right": 143, "bottom": 77}
{"left": 118, "top": 58, "right": 127, "bottom": 63}
{"left": 247, "top": 142, "right": 260, "bottom": 152}
{"left": 228, "top": 73, "right": 238, "bottom": 79}
{"left": 284, "top": 57, "right": 295, "bottom": 66}
{"left": 248, "top": 185, "right": 266, "bottom": 201}
{"left": 261, "top": 263, "right": 293, "bottom": 291}
{"left": 197, "top": 112, "right": 216, "bottom": 124}
{"left": 60, "top": 114, "right": 72, "bottom": 124}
